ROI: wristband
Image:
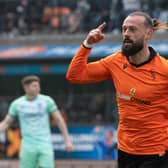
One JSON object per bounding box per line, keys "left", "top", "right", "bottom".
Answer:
{"left": 83, "top": 39, "right": 93, "bottom": 48}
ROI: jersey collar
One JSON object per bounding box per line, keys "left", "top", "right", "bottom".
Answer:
{"left": 127, "top": 47, "right": 157, "bottom": 67}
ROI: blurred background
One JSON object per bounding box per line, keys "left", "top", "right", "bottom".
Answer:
{"left": 0, "top": 0, "right": 167, "bottom": 167}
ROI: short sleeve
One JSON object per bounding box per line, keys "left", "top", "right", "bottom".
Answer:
{"left": 8, "top": 101, "right": 18, "bottom": 117}
{"left": 46, "top": 96, "right": 58, "bottom": 113}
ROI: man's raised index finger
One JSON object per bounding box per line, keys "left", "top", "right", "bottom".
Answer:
{"left": 97, "top": 22, "right": 106, "bottom": 31}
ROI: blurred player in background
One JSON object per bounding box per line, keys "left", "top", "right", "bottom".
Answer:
{"left": 66, "top": 11, "right": 168, "bottom": 168}
{"left": 0, "top": 75, "right": 73, "bottom": 168}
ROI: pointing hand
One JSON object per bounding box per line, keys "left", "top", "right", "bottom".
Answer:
{"left": 85, "top": 22, "right": 106, "bottom": 45}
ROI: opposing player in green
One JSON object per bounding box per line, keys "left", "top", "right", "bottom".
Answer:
{"left": 0, "top": 75, "right": 73, "bottom": 168}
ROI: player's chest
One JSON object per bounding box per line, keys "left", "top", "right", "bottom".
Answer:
{"left": 17, "top": 101, "right": 47, "bottom": 114}
{"left": 113, "top": 67, "right": 167, "bottom": 100}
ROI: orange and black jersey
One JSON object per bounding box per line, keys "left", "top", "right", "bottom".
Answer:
{"left": 66, "top": 45, "right": 168, "bottom": 155}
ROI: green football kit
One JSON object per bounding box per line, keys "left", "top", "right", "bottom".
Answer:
{"left": 9, "top": 94, "right": 57, "bottom": 168}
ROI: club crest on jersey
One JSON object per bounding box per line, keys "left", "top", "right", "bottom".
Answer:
{"left": 129, "top": 88, "right": 136, "bottom": 96}
{"left": 123, "top": 63, "right": 128, "bottom": 69}
{"left": 150, "top": 70, "right": 155, "bottom": 80}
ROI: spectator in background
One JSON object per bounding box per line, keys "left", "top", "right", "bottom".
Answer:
{"left": 141, "top": 0, "right": 157, "bottom": 17}
{"left": 26, "top": 0, "right": 45, "bottom": 32}
{"left": 42, "top": 0, "right": 73, "bottom": 32}
{"left": 93, "top": 126, "right": 117, "bottom": 160}
{"left": 16, "top": 0, "right": 29, "bottom": 34}
{"left": 1, "top": 0, "right": 19, "bottom": 36}
{"left": 86, "top": 0, "right": 112, "bottom": 31}
{"left": 113, "top": 0, "right": 141, "bottom": 32}
{"left": 0, "top": 0, "right": 168, "bottom": 35}
{"left": 0, "top": 75, "right": 72, "bottom": 168}
{"left": 16, "top": 0, "right": 46, "bottom": 35}
{"left": 67, "top": 0, "right": 90, "bottom": 33}
{"left": 100, "top": 130, "right": 117, "bottom": 160}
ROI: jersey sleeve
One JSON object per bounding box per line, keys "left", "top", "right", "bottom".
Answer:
{"left": 46, "top": 96, "right": 58, "bottom": 113}
{"left": 66, "top": 45, "right": 111, "bottom": 83}
{"left": 8, "top": 101, "right": 18, "bottom": 117}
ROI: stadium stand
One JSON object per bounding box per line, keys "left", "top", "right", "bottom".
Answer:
{"left": 0, "top": 0, "right": 167, "bottom": 36}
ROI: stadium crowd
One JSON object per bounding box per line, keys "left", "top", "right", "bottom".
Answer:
{"left": 0, "top": 0, "right": 167, "bottom": 36}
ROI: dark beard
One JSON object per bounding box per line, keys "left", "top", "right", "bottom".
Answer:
{"left": 122, "top": 41, "right": 144, "bottom": 57}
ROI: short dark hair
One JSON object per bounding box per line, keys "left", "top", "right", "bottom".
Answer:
{"left": 21, "top": 75, "right": 40, "bottom": 86}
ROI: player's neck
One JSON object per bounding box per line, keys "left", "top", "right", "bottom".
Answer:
{"left": 25, "top": 94, "right": 38, "bottom": 100}
{"left": 128, "top": 47, "right": 150, "bottom": 65}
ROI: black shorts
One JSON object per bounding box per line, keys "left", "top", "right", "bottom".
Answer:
{"left": 118, "top": 149, "right": 168, "bottom": 168}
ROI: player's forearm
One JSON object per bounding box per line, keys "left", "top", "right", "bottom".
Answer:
{"left": 66, "top": 45, "right": 92, "bottom": 83}
{"left": 57, "top": 118, "right": 71, "bottom": 142}
{"left": 0, "top": 121, "right": 9, "bottom": 132}
{"left": 0, "top": 115, "right": 13, "bottom": 132}
{"left": 66, "top": 45, "right": 110, "bottom": 83}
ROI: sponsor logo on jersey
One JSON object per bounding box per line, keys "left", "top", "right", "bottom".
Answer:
{"left": 117, "top": 91, "right": 151, "bottom": 105}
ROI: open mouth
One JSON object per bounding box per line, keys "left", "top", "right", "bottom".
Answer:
{"left": 123, "top": 39, "right": 133, "bottom": 47}
{"left": 124, "top": 39, "right": 132, "bottom": 44}
{"left": 124, "top": 41, "right": 132, "bottom": 44}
